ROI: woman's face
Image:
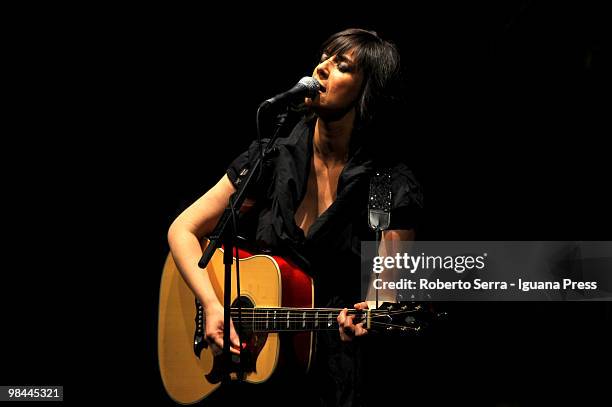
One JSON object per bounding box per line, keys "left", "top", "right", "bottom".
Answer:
{"left": 305, "top": 48, "right": 364, "bottom": 119}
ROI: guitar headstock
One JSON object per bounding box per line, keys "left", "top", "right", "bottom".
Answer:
{"left": 368, "top": 302, "right": 447, "bottom": 335}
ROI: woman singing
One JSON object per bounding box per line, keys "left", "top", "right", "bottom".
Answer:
{"left": 167, "top": 28, "right": 423, "bottom": 406}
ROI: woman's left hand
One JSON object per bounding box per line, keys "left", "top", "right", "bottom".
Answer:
{"left": 337, "top": 301, "right": 369, "bottom": 342}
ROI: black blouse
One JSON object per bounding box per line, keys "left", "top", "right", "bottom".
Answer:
{"left": 226, "top": 117, "right": 423, "bottom": 308}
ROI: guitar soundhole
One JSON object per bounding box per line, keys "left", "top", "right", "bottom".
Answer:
{"left": 204, "top": 296, "right": 269, "bottom": 384}
{"left": 231, "top": 296, "right": 255, "bottom": 335}
{"left": 231, "top": 296, "right": 268, "bottom": 364}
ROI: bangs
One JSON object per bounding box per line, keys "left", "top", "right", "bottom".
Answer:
{"left": 322, "top": 36, "right": 358, "bottom": 60}
{"left": 320, "top": 31, "right": 380, "bottom": 74}
{"left": 317, "top": 28, "right": 401, "bottom": 130}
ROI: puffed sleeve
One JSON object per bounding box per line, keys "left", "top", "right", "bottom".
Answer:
{"left": 387, "top": 162, "right": 424, "bottom": 230}
{"left": 226, "top": 138, "right": 274, "bottom": 196}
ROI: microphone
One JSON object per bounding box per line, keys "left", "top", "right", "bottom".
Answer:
{"left": 260, "top": 77, "right": 321, "bottom": 109}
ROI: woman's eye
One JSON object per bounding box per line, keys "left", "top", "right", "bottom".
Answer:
{"left": 337, "top": 63, "right": 350, "bottom": 72}
{"left": 320, "top": 54, "right": 329, "bottom": 62}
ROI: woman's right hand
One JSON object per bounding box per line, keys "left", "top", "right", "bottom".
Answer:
{"left": 204, "top": 301, "right": 241, "bottom": 355}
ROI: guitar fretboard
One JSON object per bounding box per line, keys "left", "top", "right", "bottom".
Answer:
{"left": 231, "top": 308, "right": 367, "bottom": 332}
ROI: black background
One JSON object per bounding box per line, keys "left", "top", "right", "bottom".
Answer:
{"left": 2, "top": 2, "right": 610, "bottom": 405}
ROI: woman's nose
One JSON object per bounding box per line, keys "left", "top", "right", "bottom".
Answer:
{"left": 316, "top": 60, "right": 330, "bottom": 80}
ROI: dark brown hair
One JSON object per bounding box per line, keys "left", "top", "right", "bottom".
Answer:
{"left": 319, "top": 28, "right": 401, "bottom": 129}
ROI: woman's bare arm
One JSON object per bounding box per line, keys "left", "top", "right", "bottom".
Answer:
{"left": 167, "top": 174, "right": 237, "bottom": 307}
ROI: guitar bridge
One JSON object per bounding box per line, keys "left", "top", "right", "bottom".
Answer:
{"left": 194, "top": 299, "right": 206, "bottom": 358}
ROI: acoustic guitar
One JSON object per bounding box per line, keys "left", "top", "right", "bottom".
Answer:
{"left": 158, "top": 242, "right": 436, "bottom": 404}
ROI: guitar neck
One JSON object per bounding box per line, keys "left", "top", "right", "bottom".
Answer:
{"left": 230, "top": 307, "right": 368, "bottom": 332}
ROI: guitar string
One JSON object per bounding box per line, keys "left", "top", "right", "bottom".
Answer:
{"left": 226, "top": 308, "right": 426, "bottom": 315}
{"left": 225, "top": 309, "right": 412, "bottom": 316}
{"left": 226, "top": 314, "right": 416, "bottom": 321}
{"left": 227, "top": 310, "right": 423, "bottom": 318}
{"left": 225, "top": 315, "right": 423, "bottom": 323}
{"left": 223, "top": 312, "right": 422, "bottom": 328}
{"left": 215, "top": 308, "right": 429, "bottom": 329}
{"left": 243, "top": 321, "right": 416, "bottom": 330}
{"left": 242, "top": 322, "right": 417, "bottom": 331}
{"left": 229, "top": 321, "right": 417, "bottom": 329}
{"left": 226, "top": 311, "right": 418, "bottom": 320}
{"left": 203, "top": 309, "right": 420, "bottom": 330}
{"left": 227, "top": 310, "right": 424, "bottom": 315}
{"left": 226, "top": 315, "right": 417, "bottom": 323}
{"left": 226, "top": 307, "right": 426, "bottom": 312}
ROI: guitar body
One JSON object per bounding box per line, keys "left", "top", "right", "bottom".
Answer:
{"left": 158, "top": 243, "right": 314, "bottom": 404}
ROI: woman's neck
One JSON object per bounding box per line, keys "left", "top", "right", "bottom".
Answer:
{"left": 313, "top": 109, "right": 355, "bottom": 165}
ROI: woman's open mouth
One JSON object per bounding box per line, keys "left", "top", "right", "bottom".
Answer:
{"left": 316, "top": 81, "right": 326, "bottom": 93}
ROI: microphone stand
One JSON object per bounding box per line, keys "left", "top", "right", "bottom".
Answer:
{"left": 198, "top": 107, "right": 288, "bottom": 384}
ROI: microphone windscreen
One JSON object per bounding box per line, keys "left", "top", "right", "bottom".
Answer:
{"left": 298, "top": 77, "right": 321, "bottom": 99}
